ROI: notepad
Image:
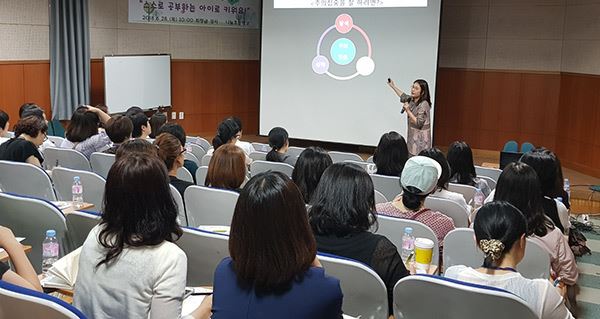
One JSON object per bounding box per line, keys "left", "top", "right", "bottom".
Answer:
{"left": 40, "top": 247, "right": 81, "bottom": 290}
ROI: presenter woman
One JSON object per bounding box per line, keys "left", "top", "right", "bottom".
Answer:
{"left": 387, "top": 79, "right": 432, "bottom": 156}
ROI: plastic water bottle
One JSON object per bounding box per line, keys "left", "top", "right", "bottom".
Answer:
{"left": 474, "top": 188, "right": 485, "bottom": 209}
{"left": 401, "top": 227, "right": 415, "bottom": 263}
{"left": 72, "top": 176, "right": 83, "bottom": 208}
{"left": 564, "top": 178, "right": 571, "bottom": 199}
{"left": 42, "top": 229, "right": 59, "bottom": 273}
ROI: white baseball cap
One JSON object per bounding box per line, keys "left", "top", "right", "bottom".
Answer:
{"left": 401, "top": 156, "right": 442, "bottom": 195}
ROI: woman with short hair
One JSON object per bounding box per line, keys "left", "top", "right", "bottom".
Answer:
{"left": 61, "top": 105, "right": 111, "bottom": 158}
{"left": 0, "top": 115, "right": 47, "bottom": 167}
{"left": 205, "top": 144, "right": 246, "bottom": 192}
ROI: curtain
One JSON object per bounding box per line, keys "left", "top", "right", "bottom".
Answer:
{"left": 50, "top": 0, "right": 90, "bottom": 120}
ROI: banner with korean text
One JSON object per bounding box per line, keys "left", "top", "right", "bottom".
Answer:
{"left": 128, "top": 0, "right": 260, "bottom": 28}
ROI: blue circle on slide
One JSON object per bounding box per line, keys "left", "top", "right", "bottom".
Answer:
{"left": 330, "top": 38, "right": 356, "bottom": 66}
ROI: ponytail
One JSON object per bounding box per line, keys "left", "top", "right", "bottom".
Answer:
{"left": 401, "top": 186, "right": 426, "bottom": 211}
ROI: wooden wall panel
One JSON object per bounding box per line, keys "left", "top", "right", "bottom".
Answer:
{"left": 23, "top": 63, "right": 51, "bottom": 118}
{"left": 0, "top": 64, "right": 25, "bottom": 124}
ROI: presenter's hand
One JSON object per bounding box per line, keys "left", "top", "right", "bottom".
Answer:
{"left": 387, "top": 79, "right": 396, "bottom": 89}
{"left": 402, "top": 103, "right": 410, "bottom": 113}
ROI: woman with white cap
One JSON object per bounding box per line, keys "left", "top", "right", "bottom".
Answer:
{"left": 376, "top": 156, "right": 455, "bottom": 247}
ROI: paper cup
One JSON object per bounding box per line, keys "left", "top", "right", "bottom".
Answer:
{"left": 414, "top": 237, "right": 434, "bottom": 272}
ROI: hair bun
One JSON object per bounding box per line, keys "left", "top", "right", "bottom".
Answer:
{"left": 479, "top": 239, "right": 505, "bottom": 261}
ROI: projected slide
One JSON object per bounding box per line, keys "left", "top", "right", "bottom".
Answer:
{"left": 261, "top": 0, "right": 441, "bottom": 146}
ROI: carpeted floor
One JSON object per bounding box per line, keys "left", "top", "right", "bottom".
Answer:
{"left": 576, "top": 217, "right": 600, "bottom": 318}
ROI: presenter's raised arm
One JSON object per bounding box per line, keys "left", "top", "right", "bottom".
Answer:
{"left": 387, "top": 78, "right": 406, "bottom": 98}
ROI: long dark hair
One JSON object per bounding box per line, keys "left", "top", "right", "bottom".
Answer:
{"left": 66, "top": 106, "right": 100, "bottom": 143}
{"left": 212, "top": 118, "right": 239, "bottom": 150}
{"left": 447, "top": 141, "right": 477, "bottom": 186}
{"left": 373, "top": 131, "right": 409, "bottom": 177}
{"left": 291, "top": 147, "right": 333, "bottom": 203}
{"left": 97, "top": 154, "right": 182, "bottom": 267}
{"left": 474, "top": 201, "right": 527, "bottom": 268}
{"left": 494, "top": 162, "right": 551, "bottom": 237}
{"left": 519, "top": 148, "right": 559, "bottom": 197}
{"left": 266, "top": 127, "right": 289, "bottom": 163}
{"left": 229, "top": 172, "right": 316, "bottom": 292}
{"left": 419, "top": 147, "right": 451, "bottom": 190}
{"left": 413, "top": 79, "right": 431, "bottom": 106}
{"left": 309, "top": 163, "right": 377, "bottom": 237}
{"left": 149, "top": 112, "right": 167, "bottom": 139}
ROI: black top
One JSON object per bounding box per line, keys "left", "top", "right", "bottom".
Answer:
{"left": 184, "top": 159, "right": 199, "bottom": 184}
{"left": 169, "top": 175, "right": 195, "bottom": 198}
{"left": 0, "top": 262, "right": 9, "bottom": 278}
{"left": 315, "top": 231, "right": 409, "bottom": 315}
{"left": 0, "top": 138, "right": 43, "bottom": 164}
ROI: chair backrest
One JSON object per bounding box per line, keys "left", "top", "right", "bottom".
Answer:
{"left": 366, "top": 155, "right": 374, "bottom": 163}
{"left": 169, "top": 184, "right": 188, "bottom": 226}
{"left": 286, "top": 146, "right": 305, "bottom": 158}
{"left": 448, "top": 183, "right": 476, "bottom": 204}
{"left": 65, "top": 210, "right": 101, "bottom": 249}
{"left": 370, "top": 174, "right": 402, "bottom": 202}
{"left": 195, "top": 166, "right": 209, "bottom": 186}
{"left": 184, "top": 186, "right": 239, "bottom": 227}
{"left": 0, "top": 193, "right": 71, "bottom": 273}
{"left": 443, "top": 228, "right": 550, "bottom": 279}
{"left": 248, "top": 151, "right": 267, "bottom": 161}
{"left": 328, "top": 151, "right": 364, "bottom": 163}
{"left": 393, "top": 275, "right": 537, "bottom": 319}
{"left": 424, "top": 196, "right": 469, "bottom": 228}
{"left": 477, "top": 175, "right": 496, "bottom": 191}
{"left": 47, "top": 136, "right": 66, "bottom": 146}
{"left": 318, "top": 253, "right": 388, "bottom": 319}
{"left": 343, "top": 160, "right": 377, "bottom": 174}
{"left": 177, "top": 227, "right": 230, "bottom": 286}
{"left": 250, "top": 160, "right": 294, "bottom": 178}
{"left": 0, "top": 160, "right": 56, "bottom": 201}
{"left": 51, "top": 167, "right": 106, "bottom": 212}
{"left": 43, "top": 147, "right": 91, "bottom": 171}
{"left": 89, "top": 152, "right": 115, "bottom": 179}
{"left": 502, "top": 140, "right": 519, "bottom": 153}
{"left": 474, "top": 166, "right": 502, "bottom": 182}
{"left": 374, "top": 190, "right": 388, "bottom": 204}
{"left": 251, "top": 142, "right": 270, "bottom": 152}
{"left": 188, "top": 143, "right": 207, "bottom": 162}
{"left": 188, "top": 136, "right": 211, "bottom": 152}
{"left": 176, "top": 167, "right": 194, "bottom": 183}
{"left": 0, "top": 280, "right": 86, "bottom": 319}
{"left": 374, "top": 216, "right": 439, "bottom": 266}
{"left": 520, "top": 142, "right": 535, "bottom": 153}
{"left": 183, "top": 152, "right": 200, "bottom": 166}
{"left": 201, "top": 154, "right": 212, "bottom": 166}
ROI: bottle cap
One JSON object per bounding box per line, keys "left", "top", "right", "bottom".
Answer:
{"left": 404, "top": 227, "right": 413, "bottom": 234}
{"left": 74, "top": 176, "right": 80, "bottom": 182}
{"left": 46, "top": 229, "right": 56, "bottom": 237}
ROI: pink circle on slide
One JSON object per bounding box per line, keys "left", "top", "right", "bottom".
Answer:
{"left": 335, "top": 14, "right": 353, "bottom": 34}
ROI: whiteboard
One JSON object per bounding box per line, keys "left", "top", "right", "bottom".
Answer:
{"left": 104, "top": 55, "right": 171, "bottom": 114}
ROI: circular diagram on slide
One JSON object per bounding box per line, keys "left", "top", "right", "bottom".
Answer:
{"left": 312, "top": 14, "right": 374, "bottom": 81}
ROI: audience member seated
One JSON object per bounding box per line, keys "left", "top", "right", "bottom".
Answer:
{"left": 0, "top": 110, "right": 10, "bottom": 144}
{"left": 372, "top": 131, "right": 409, "bottom": 177}
{"left": 0, "top": 225, "right": 42, "bottom": 291}
{"left": 211, "top": 118, "right": 240, "bottom": 153}
{"left": 126, "top": 107, "right": 151, "bottom": 139}
{"left": 19, "top": 103, "right": 55, "bottom": 153}
{"left": 155, "top": 133, "right": 194, "bottom": 198}
{"left": 211, "top": 171, "right": 343, "bottom": 318}
{"left": 74, "top": 154, "right": 208, "bottom": 319}
{"left": 204, "top": 144, "right": 246, "bottom": 192}
{"left": 266, "top": 126, "right": 296, "bottom": 166}
{"left": 447, "top": 141, "right": 491, "bottom": 197}
{"left": 61, "top": 106, "right": 111, "bottom": 158}
{"left": 103, "top": 115, "right": 133, "bottom": 154}
{"left": 114, "top": 138, "right": 158, "bottom": 161}
{"left": 445, "top": 201, "right": 574, "bottom": 319}
{"left": 420, "top": 147, "right": 471, "bottom": 213}
{"left": 376, "top": 156, "right": 455, "bottom": 246}
{"left": 493, "top": 162, "right": 578, "bottom": 288}
{"left": 229, "top": 116, "right": 255, "bottom": 155}
{"left": 149, "top": 112, "right": 167, "bottom": 139}
{"left": 520, "top": 148, "right": 570, "bottom": 233}
{"left": 291, "top": 147, "right": 333, "bottom": 203}
{"left": 309, "top": 162, "right": 409, "bottom": 315}
{"left": 158, "top": 123, "right": 199, "bottom": 181}
{"left": 0, "top": 116, "right": 47, "bottom": 167}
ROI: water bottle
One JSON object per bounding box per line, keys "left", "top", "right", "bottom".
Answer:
{"left": 563, "top": 178, "right": 571, "bottom": 199}
{"left": 401, "top": 227, "right": 415, "bottom": 263}
{"left": 42, "top": 229, "right": 59, "bottom": 273}
{"left": 72, "top": 176, "right": 83, "bottom": 208}
{"left": 474, "top": 188, "right": 485, "bottom": 209}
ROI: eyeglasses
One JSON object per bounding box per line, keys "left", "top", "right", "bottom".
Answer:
{"left": 43, "top": 132, "right": 48, "bottom": 142}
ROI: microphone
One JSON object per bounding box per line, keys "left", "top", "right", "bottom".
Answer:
{"left": 400, "top": 95, "right": 412, "bottom": 114}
